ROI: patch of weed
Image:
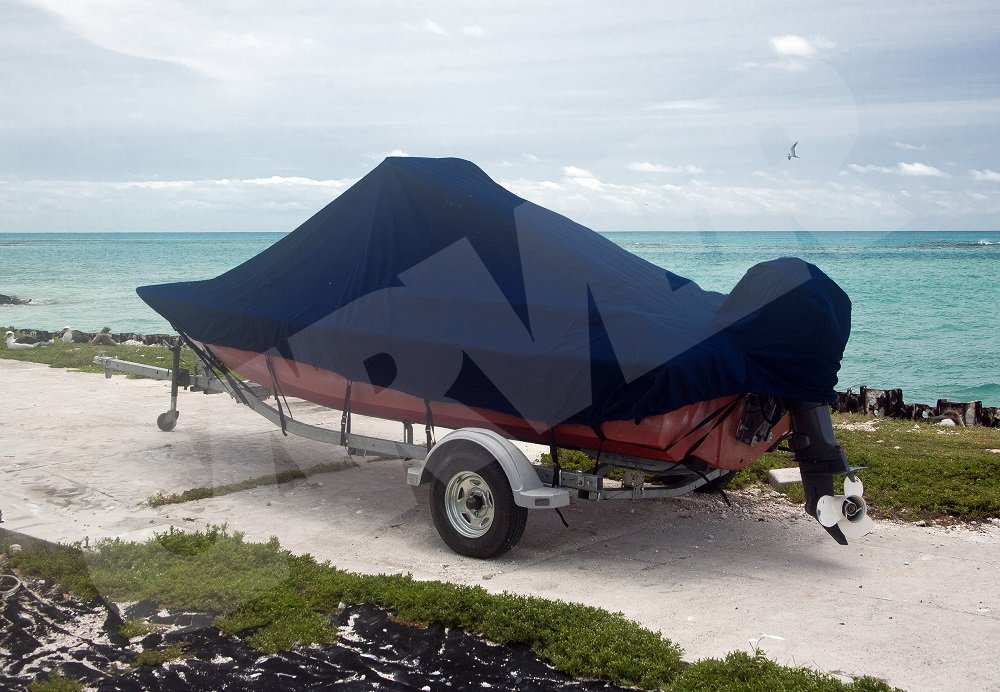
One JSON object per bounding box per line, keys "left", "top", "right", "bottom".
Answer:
{"left": 133, "top": 643, "right": 189, "bottom": 668}
{"left": 0, "top": 338, "right": 194, "bottom": 375}
{"left": 118, "top": 619, "right": 156, "bottom": 639}
{"left": 8, "top": 541, "right": 99, "bottom": 601}
{"left": 146, "top": 460, "right": 356, "bottom": 507}
{"left": 27, "top": 671, "right": 84, "bottom": 692}
{"left": 669, "top": 649, "right": 899, "bottom": 691}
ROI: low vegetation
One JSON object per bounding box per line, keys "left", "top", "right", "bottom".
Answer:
{"left": 26, "top": 671, "right": 84, "bottom": 692}
{"left": 0, "top": 331, "right": 197, "bottom": 375}
{"left": 147, "top": 461, "right": 357, "bottom": 507}
{"left": 730, "top": 414, "right": 1000, "bottom": 523}
{"left": 6, "top": 527, "right": 897, "bottom": 690}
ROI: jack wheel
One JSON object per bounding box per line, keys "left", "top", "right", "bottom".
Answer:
{"left": 157, "top": 411, "right": 178, "bottom": 432}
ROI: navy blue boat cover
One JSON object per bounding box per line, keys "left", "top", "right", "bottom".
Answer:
{"left": 138, "top": 157, "right": 850, "bottom": 428}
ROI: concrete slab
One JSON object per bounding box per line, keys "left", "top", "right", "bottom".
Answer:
{"left": 768, "top": 466, "right": 803, "bottom": 489}
{"left": 2, "top": 359, "right": 998, "bottom": 692}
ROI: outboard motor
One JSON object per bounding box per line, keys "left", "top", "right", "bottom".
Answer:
{"left": 786, "top": 400, "right": 873, "bottom": 544}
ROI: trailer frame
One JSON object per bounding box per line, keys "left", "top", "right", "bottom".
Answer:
{"left": 94, "top": 341, "right": 744, "bottom": 557}
{"left": 96, "top": 336, "right": 875, "bottom": 553}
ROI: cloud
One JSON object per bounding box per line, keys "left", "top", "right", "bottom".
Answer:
{"left": 422, "top": 19, "right": 450, "bottom": 36}
{"left": 764, "top": 34, "right": 834, "bottom": 71}
{"left": 898, "top": 162, "right": 946, "bottom": 177}
{"left": 845, "top": 164, "right": 896, "bottom": 175}
{"left": 893, "top": 141, "right": 926, "bottom": 151}
{"left": 501, "top": 174, "right": 918, "bottom": 231}
{"left": 627, "top": 162, "right": 705, "bottom": 175}
{"left": 563, "top": 165, "right": 594, "bottom": 178}
{"left": 970, "top": 169, "right": 1000, "bottom": 182}
{"left": 244, "top": 176, "right": 349, "bottom": 188}
{"left": 846, "top": 162, "right": 947, "bottom": 177}
{"left": 460, "top": 25, "right": 485, "bottom": 37}
{"left": 646, "top": 99, "right": 718, "bottom": 112}
{"left": 0, "top": 175, "right": 356, "bottom": 231}
{"left": 770, "top": 34, "right": 833, "bottom": 58}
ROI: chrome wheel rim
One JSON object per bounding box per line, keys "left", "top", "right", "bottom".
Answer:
{"left": 444, "top": 471, "right": 495, "bottom": 538}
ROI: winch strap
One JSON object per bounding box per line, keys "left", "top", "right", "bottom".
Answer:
{"left": 589, "top": 424, "right": 607, "bottom": 472}
{"left": 178, "top": 333, "right": 250, "bottom": 408}
{"left": 678, "top": 397, "right": 742, "bottom": 461}
{"left": 424, "top": 400, "right": 435, "bottom": 450}
{"left": 341, "top": 381, "right": 353, "bottom": 447}
{"left": 548, "top": 429, "right": 561, "bottom": 488}
{"left": 265, "top": 356, "right": 289, "bottom": 437}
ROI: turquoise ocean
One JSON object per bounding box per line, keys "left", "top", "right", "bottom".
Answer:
{"left": 1, "top": 230, "right": 998, "bottom": 407}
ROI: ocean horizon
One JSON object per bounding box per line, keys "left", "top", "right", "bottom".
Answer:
{"left": 2, "top": 230, "right": 998, "bottom": 407}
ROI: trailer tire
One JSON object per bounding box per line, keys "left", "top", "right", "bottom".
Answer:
{"left": 429, "top": 445, "right": 527, "bottom": 559}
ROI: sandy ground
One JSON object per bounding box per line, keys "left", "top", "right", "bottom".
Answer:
{"left": 1, "top": 359, "right": 998, "bottom": 691}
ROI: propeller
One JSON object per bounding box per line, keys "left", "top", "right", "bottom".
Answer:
{"left": 815, "top": 476, "right": 873, "bottom": 540}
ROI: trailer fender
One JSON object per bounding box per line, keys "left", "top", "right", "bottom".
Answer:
{"left": 407, "top": 428, "right": 570, "bottom": 509}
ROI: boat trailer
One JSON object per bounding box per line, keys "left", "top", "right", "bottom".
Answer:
{"left": 94, "top": 342, "right": 871, "bottom": 558}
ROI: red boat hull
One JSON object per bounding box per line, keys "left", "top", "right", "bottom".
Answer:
{"left": 211, "top": 344, "right": 788, "bottom": 471}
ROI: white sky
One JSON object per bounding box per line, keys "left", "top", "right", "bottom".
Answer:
{"left": 2, "top": 1, "right": 999, "bottom": 231}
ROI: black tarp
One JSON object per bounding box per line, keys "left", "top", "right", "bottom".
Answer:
{"left": 138, "top": 157, "right": 850, "bottom": 428}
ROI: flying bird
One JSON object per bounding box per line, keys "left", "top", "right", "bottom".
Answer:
{"left": 787, "top": 142, "right": 799, "bottom": 160}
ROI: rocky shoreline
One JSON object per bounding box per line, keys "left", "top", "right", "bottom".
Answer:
{"left": 834, "top": 386, "right": 999, "bottom": 428}
{"left": 3, "top": 327, "right": 175, "bottom": 347}
{"left": 0, "top": 294, "right": 32, "bottom": 306}
{"left": 4, "top": 325, "right": 998, "bottom": 426}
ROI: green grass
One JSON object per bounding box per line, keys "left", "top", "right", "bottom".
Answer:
{"left": 147, "top": 460, "right": 358, "bottom": 507}
{"left": 118, "top": 618, "right": 156, "bottom": 639}
{"left": 0, "top": 334, "right": 196, "bottom": 375}
{"left": 27, "top": 671, "right": 84, "bottom": 692}
{"left": 5, "top": 526, "right": 898, "bottom": 691}
{"left": 730, "top": 414, "right": 1000, "bottom": 523}
{"left": 132, "top": 643, "right": 190, "bottom": 668}
{"left": 673, "top": 650, "right": 896, "bottom": 692}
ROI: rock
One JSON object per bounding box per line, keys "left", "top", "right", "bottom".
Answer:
{"left": 0, "top": 294, "right": 31, "bottom": 306}
{"left": 914, "top": 520, "right": 928, "bottom": 527}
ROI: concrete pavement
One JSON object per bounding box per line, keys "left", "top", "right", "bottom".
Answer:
{"left": 2, "top": 359, "right": 998, "bottom": 691}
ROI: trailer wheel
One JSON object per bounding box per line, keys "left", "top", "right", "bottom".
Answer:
{"left": 429, "top": 445, "right": 527, "bottom": 559}
{"left": 157, "top": 411, "right": 178, "bottom": 432}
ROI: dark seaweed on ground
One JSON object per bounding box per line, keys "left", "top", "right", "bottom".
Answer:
{"left": 2, "top": 581, "right": 629, "bottom": 691}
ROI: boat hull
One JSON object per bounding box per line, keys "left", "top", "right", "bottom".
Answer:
{"left": 210, "top": 344, "right": 788, "bottom": 471}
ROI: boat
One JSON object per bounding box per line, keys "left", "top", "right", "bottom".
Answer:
{"left": 136, "top": 156, "right": 871, "bottom": 556}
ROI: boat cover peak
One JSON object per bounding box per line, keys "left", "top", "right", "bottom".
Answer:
{"left": 138, "top": 156, "right": 850, "bottom": 428}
